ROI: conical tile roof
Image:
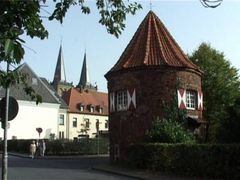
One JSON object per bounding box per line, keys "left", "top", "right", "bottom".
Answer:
{"left": 107, "top": 11, "right": 201, "bottom": 74}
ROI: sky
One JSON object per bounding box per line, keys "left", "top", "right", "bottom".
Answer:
{"left": 21, "top": 0, "right": 240, "bottom": 93}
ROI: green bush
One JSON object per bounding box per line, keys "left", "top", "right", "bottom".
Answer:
{"left": 5, "top": 138, "right": 109, "bottom": 155}
{"left": 127, "top": 143, "right": 240, "bottom": 179}
{"left": 7, "top": 139, "right": 34, "bottom": 153}
{"left": 146, "top": 119, "right": 195, "bottom": 144}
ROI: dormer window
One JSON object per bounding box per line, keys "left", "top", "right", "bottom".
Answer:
{"left": 77, "top": 103, "right": 85, "bottom": 112}
{"left": 32, "top": 78, "right": 38, "bottom": 85}
{"left": 80, "top": 105, "right": 84, "bottom": 112}
{"left": 88, "top": 104, "right": 94, "bottom": 113}
{"left": 96, "top": 105, "right": 103, "bottom": 113}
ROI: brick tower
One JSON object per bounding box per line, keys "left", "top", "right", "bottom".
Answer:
{"left": 105, "top": 11, "right": 203, "bottom": 162}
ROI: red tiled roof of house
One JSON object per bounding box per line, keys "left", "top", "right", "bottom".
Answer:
{"left": 107, "top": 11, "right": 201, "bottom": 74}
{"left": 62, "top": 88, "right": 108, "bottom": 116}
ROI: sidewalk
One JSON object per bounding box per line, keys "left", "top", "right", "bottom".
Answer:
{"left": 8, "top": 152, "right": 199, "bottom": 180}
{"left": 8, "top": 152, "right": 108, "bottom": 159}
{"left": 92, "top": 164, "right": 197, "bottom": 180}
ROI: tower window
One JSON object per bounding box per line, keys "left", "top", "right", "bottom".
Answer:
{"left": 186, "top": 90, "right": 197, "bottom": 110}
{"left": 116, "top": 91, "right": 128, "bottom": 111}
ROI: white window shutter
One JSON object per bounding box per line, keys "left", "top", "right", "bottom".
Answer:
{"left": 198, "top": 91, "right": 203, "bottom": 111}
{"left": 127, "top": 88, "right": 136, "bottom": 110}
{"left": 110, "top": 92, "right": 115, "bottom": 112}
{"left": 177, "top": 89, "right": 186, "bottom": 110}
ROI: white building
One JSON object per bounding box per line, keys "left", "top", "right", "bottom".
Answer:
{"left": 62, "top": 87, "right": 108, "bottom": 139}
{"left": 0, "top": 63, "right": 68, "bottom": 140}
{"left": 0, "top": 46, "right": 109, "bottom": 140}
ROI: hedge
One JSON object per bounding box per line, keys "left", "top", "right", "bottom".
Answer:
{"left": 127, "top": 143, "right": 240, "bottom": 179}
{"left": 1, "top": 138, "right": 109, "bottom": 155}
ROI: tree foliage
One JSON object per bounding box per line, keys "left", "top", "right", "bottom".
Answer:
{"left": 217, "top": 97, "right": 240, "bottom": 143}
{"left": 49, "top": 0, "right": 141, "bottom": 37}
{"left": 0, "top": 0, "right": 141, "bottom": 103}
{"left": 189, "top": 43, "right": 240, "bottom": 142}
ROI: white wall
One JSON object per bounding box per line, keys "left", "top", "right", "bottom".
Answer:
{"left": 0, "top": 100, "right": 60, "bottom": 140}
{"left": 68, "top": 113, "right": 108, "bottom": 139}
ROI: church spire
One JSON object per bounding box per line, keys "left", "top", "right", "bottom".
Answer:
{"left": 77, "top": 51, "right": 97, "bottom": 91}
{"left": 52, "top": 45, "right": 67, "bottom": 90}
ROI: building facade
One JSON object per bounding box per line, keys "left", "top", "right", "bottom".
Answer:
{"left": 53, "top": 48, "right": 109, "bottom": 140}
{"left": 61, "top": 52, "right": 108, "bottom": 139}
{"left": 62, "top": 88, "right": 108, "bottom": 139}
{"left": 0, "top": 63, "right": 68, "bottom": 140}
{"left": 105, "top": 11, "right": 204, "bottom": 162}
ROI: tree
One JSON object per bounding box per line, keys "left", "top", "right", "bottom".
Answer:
{"left": 0, "top": 0, "right": 142, "bottom": 101}
{"left": 189, "top": 43, "right": 240, "bottom": 142}
{"left": 217, "top": 97, "right": 240, "bottom": 143}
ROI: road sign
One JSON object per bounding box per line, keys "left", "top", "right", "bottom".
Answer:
{"left": 0, "top": 96, "right": 19, "bottom": 121}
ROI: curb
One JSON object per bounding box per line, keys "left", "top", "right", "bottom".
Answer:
{"left": 92, "top": 166, "right": 145, "bottom": 180}
{"left": 8, "top": 152, "right": 30, "bottom": 159}
{"left": 8, "top": 152, "right": 109, "bottom": 160}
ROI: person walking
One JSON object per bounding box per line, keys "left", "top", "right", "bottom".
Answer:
{"left": 40, "top": 140, "right": 46, "bottom": 156}
{"left": 29, "top": 141, "right": 36, "bottom": 159}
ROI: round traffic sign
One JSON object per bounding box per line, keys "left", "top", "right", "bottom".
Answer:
{"left": 0, "top": 96, "right": 19, "bottom": 121}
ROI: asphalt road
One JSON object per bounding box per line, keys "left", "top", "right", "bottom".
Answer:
{"left": 0, "top": 155, "right": 135, "bottom": 180}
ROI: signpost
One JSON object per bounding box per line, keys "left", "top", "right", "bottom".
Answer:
{"left": 36, "top": 127, "right": 43, "bottom": 139}
{"left": 0, "top": 63, "right": 19, "bottom": 180}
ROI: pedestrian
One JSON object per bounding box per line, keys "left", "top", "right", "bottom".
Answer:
{"left": 29, "top": 140, "right": 36, "bottom": 159}
{"left": 40, "top": 140, "right": 46, "bottom": 156}
{"left": 35, "top": 139, "right": 40, "bottom": 158}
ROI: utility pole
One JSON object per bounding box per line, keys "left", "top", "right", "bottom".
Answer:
{"left": 2, "top": 62, "right": 10, "bottom": 180}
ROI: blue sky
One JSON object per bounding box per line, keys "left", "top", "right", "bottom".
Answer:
{"left": 22, "top": 1, "right": 240, "bottom": 92}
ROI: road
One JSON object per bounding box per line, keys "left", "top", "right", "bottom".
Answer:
{"left": 0, "top": 155, "right": 136, "bottom": 180}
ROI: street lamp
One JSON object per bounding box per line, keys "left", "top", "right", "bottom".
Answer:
{"left": 200, "top": 0, "right": 223, "bottom": 8}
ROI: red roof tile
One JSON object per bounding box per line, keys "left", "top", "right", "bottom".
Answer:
{"left": 107, "top": 11, "right": 201, "bottom": 74}
{"left": 62, "top": 88, "right": 108, "bottom": 116}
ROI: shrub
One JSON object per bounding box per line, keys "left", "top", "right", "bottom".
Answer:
{"left": 146, "top": 119, "right": 195, "bottom": 144}
{"left": 127, "top": 143, "right": 240, "bottom": 179}
{"left": 5, "top": 138, "right": 109, "bottom": 155}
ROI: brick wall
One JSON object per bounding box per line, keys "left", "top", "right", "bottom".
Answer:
{"left": 106, "top": 66, "right": 202, "bottom": 162}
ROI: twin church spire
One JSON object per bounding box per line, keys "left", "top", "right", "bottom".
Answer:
{"left": 52, "top": 45, "right": 66, "bottom": 85}
{"left": 52, "top": 45, "right": 97, "bottom": 95}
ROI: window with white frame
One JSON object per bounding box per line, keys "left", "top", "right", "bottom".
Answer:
{"left": 116, "top": 91, "right": 127, "bottom": 111}
{"left": 85, "top": 118, "right": 90, "bottom": 128}
{"left": 105, "top": 120, "right": 109, "bottom": 129}
{"left": 186, "top": 90, "right": 197, "bottom": 110}
{"left": 73, "top": 117, "right": 77, "bottom": 127}
{"left": 59, "top": 131, "right": 64, "bottom": 139}
{"left": 96, "top": 119, "right": 99, "bottom": 131}
{"left": 59, "top": 114, "right": 64, "bottom": 125}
